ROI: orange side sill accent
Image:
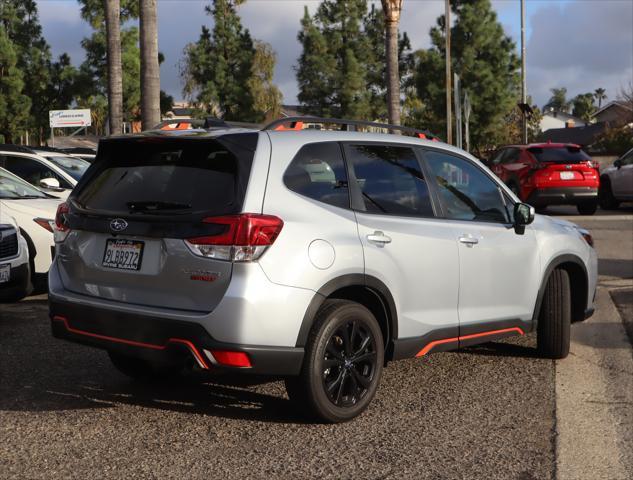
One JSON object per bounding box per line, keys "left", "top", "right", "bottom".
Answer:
{"left": 52, "top": 315, "right": 209, "bottom": 369}
{"left": 416, "top": 327, "right": 525, "bottom": 357}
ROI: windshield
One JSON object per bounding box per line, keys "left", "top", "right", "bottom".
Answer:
{"left": 0, "top": 168, "right": 47, "bottom": 199}
{"left": 44, "top": 155, "right": 90, "bottom": 181}
{"left": 528, "top": 146, "right": 591, "bottom": 163}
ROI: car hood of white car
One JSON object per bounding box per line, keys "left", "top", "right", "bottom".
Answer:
{"left": 0, "top": 197, "right": 62, "bottom": 221}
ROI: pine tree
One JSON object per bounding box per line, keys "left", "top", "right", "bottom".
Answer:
{"left": 0, "top": 27, "right": 30, "bottom": 143}
{"left": 181, "top": 0, "right": 279, "bottom": 122}
{"left": 411, "top": 0, "right": 520, "bottom": 151}
{"left": 296, "top": 0, "right": 371, "bottom": 119}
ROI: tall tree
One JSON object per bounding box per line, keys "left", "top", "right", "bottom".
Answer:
{"left": 411, "top": 0, "right": 519, "bottom": 151}
{"left": 363, "top": 3, "right": 412, "bottom": 120}
{"left": 571, "top": 92, "right": 596, "bottom": 122}
{"left": 296, "top": 0, "right": 371, "bottom": 119}
{"left": 544, "top": 87, "right": 571, "bottom": 113}
{"left": 0, "top": 27, "right": 30, "bottom": 143}
{"left": 381, "top": 0, "right": 403, "bottom": 126}
{"left": 593, "top": 88, "right": 607, "bottom": 109}
{"left": 181, "top": 0, "right": 281, "bottom": 121}
{"left": 140, "top": 0, "right": 160, "bottom": 130}
{"left": 104, "top": 0, "right": 123, "bottom": 134}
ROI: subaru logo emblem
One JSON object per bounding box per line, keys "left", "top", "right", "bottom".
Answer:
{"left": 110, "top": 218, "right": 128, "bottom": 232}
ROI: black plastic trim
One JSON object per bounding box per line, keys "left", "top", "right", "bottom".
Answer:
{"left": 49, "top": 297, "right": 304, "bottom": 376}
{"left": 526, "top": 187, "right": 598, "bottom": 207}
{"left": 295, "top": 274, "right": 398, "bottom": 348}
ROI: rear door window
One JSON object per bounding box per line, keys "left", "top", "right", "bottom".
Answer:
{"left": 345, "top": 144, "right": 434, "bottom": 217}
{"left": 528, "top": 146, "right": 590, "bottom": 163}
{"left": 75, "top": 134, "right": 257, "bottom": 216}
{"left": 283, "top": 142, "right": 350, "bottom": 209}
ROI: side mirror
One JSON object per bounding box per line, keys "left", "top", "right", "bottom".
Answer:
{"left": 513, "top": 202, "right": 535, "bottom": 235}
{"left": 614, "top": 159, "right": 622, "bottom": 169}
{"left": 39, "top": 177, "right": 62, "bottom": 190}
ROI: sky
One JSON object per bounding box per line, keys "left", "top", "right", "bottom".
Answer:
{"left": 35, "top": 0, "right": 633, "bottom": 109}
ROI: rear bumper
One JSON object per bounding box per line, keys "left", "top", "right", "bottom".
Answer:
{"left": 526, "top": 187, "right": 598, "bottom": 207}
{"left": 49, "top": 296, "right": 304, "bottom": 376}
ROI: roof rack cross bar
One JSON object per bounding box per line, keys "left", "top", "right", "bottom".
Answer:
{"left": 262, "top": 116, "right": 442, "bottom": 142}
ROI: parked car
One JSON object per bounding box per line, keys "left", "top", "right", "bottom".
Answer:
{"left": 49, "top": 119, "right": 597, "bottom": 422}
{"left": 599, "top": 148, "right": 633, "bottom": 209}
{"left": 0, "top": 210, "right": 31, "bottom": 302}
{"left": 0, "top": 144, "right": 90, "bottom": 199}
{"left": 0, "top": 167, "right": 61, "bottom": 284}
{"left": 488, "top": 143, "right": 600, "bottom": 215}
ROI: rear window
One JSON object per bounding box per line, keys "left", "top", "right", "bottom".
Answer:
{"left": 74, "top": 134, "right": 257, "bottom": 216}
{"left": 528, "top": 146, "right": 590, "bottom": 163}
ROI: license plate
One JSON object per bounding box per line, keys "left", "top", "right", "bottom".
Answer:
{"left": 102, "top": 239, "right": 144, "bottom": 271}
{"left": 0, "top": 264, "right": 9, "bottom": 283}
{"left": 560, "top": 171, "right": 575, "bottom": 180}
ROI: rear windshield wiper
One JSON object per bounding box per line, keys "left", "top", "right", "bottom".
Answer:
{"left": 126, "top": 201, "right": 192, "bottom": 213}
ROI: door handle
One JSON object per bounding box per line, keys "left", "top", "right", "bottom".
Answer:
{"left": 367, "top": 231, "right": 392, "bottom": 245}
{"left": 458, "top": 235, "right": 479, "bottom": 246}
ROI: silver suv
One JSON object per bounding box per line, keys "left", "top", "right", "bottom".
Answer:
{"left": 49, "top": 118, "right": 597, "bottom": 422}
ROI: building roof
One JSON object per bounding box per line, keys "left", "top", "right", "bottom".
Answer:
{"left": 537, "top": 122, "right": 607, "bottom": 148}
{"left": 591, "top": 100, "right": 632, "bottom": 118}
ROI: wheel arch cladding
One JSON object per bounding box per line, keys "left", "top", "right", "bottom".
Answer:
{"left": 295, "top": 274, "right": 397, "bottom": 357}
{"left": 533, "top": 254, "right": 588, "bottom": 325}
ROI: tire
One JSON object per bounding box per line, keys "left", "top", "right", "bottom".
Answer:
{"left": 577, "top": 201, "right": 598, "bottom": 215}
{"left": 537, "top": 269, "right": 571, "bottom": 359}
{"left": 598, "top": 178, "right": 620, "bottom": 210}
{"left": 285, "top": 299, "right": 384, "bottom": 423}
{"left": 108, "top": 351, "right": 184, "bottom": 381}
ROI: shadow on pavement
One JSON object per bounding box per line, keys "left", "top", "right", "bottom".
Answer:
{"left": 458, "top": 339, "right": 541, "bottom": 359}
{"left": 0, "top": 371, "right": 311, "bottom": 423}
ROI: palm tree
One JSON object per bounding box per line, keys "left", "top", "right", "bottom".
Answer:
{"left": 140, "top": 0, "right": 160, "bottom": 130}
{"left": 593, "top": 88, "right": 607, "bottom": 109}
{"left": 104, "top": 0, "right": 123, "bottom": 135}
{"left": 381, "top": 0, "right": 403, "bottom": 127}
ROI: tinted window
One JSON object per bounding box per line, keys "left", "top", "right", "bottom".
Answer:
{"left": 503, "top": 148, "right": 520, "bottom": 163}
{"left": 283, "top": 142, "right": 349, "bottom": 209}
{"left": 490, "top": 149, "right": 506, "bottom": 165}
{"left": 346, "top": 144, "right": 434, "bottom": 217}
{"left": 424, "top": 151, "right": 509, "bottom": 223}
{"left": 528, "top": 146, "right": 590, "bottom": 163}
{"left": 621, "top": 149, "right": 633, "bottom": 166}
{"left": 76, "top": 135, "right": 256, "bottom": 216}
{"left": 1, "top": 155, "right": 72, "bottom": 189}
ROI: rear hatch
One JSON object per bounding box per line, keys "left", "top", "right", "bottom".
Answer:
{"left": 58, "top": 133, "right": 259, "bottom": 312}
{"left": 528, "top": 146, "right": 598, "bottom": 186}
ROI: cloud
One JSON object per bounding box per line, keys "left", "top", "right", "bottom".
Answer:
{"left": 526, "top": 0, "right": 633, "bottom": 105}
{"left": 35, "top": 0, "right": 633, "bottom": 110}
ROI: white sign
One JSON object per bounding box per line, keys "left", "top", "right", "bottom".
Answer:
{"left": 49, "top": 109, "right": 92, "bottom": 128}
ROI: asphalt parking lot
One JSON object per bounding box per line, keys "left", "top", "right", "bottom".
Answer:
{"left": 1, "top": 206, "right": 632, "bottom": 479}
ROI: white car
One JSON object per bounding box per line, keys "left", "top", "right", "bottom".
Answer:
{"left": 599, "top": 148, "right": 633, "bottom": 209}
{"left": 0, "top": 144, "right": 90, "bottom": 199}
{"left": 0, "top": 209, "right": 31, "bottom": 302}
{"left": 0, "top": 167, "right": 61, "bottom": 283}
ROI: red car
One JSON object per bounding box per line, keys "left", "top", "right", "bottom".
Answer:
{"left": 488, "top": 142, "right": 600, "bottom": 215}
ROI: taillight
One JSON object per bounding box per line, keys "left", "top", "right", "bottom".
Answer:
{"left": 185, "top": 214, "right": 283, "bottom": 262}
{"left": 33, "top": 218, "right": 55, "bottom": 233}
{"left": 54, "top": 202, "right": 71, "bottom": 242}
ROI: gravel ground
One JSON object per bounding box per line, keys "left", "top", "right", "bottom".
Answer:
{"left": 0, "top": 299, "right": 555, "bottom": 480}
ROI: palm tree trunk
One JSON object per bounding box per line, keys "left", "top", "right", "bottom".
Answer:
{"left": 140, "top": 0, "right": 161, "bottom": 130}
{"left": 104, "top": 0, "right": 123, "bottom": 135}
{"left": 382, "top": 0, "right": 403, "bottom": 127}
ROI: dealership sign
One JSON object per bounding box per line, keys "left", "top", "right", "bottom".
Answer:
{"left": 49, "top": 109, "right": 92, "bottom": 128}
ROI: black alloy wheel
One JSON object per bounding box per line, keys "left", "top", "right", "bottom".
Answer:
{"left": 321, "top": 319, "right": 378, "bottom": 407}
